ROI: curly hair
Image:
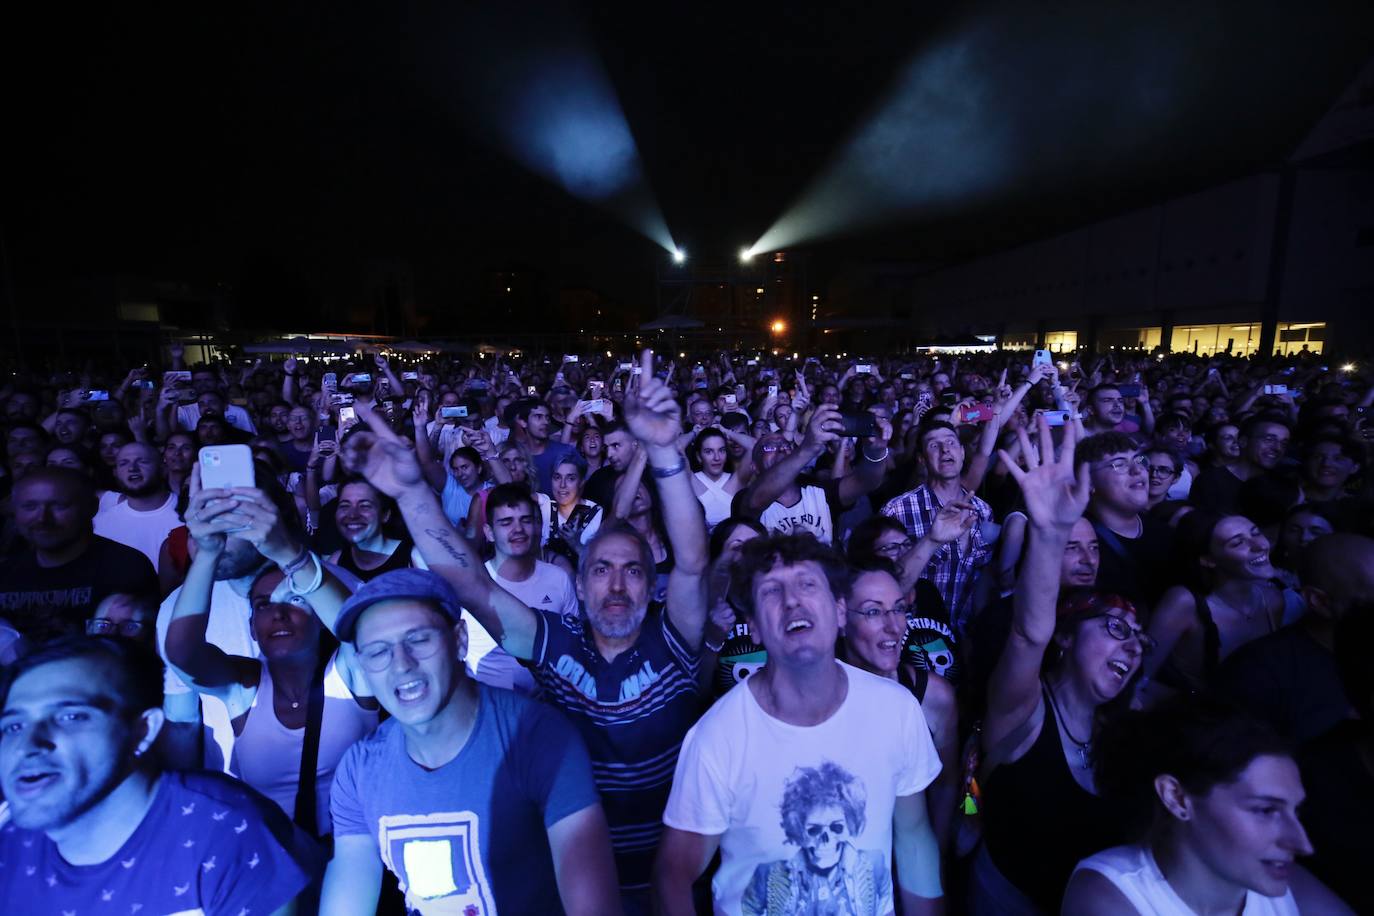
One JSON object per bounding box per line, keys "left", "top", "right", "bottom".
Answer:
{"left": 727, "top": 533, "right": 849, "bottom": 621}
{"left": 779, "top": 762, "right": 867, "bottom": 847}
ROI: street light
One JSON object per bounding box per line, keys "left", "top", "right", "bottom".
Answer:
{"left": 770, "top": 319, "right": 787, "bottom": 334}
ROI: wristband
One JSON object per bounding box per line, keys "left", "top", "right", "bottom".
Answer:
{"left": 863, "top": 447, "right": 890, "bottom": 463}
{"left": 285, "top": 551, "right": 324, "bottom": 596}
{"left": 704, "top": 639, "right": 725, "bottom": 653}
{"left": 650, "top": 460, "right": 686, "bottom": 479}
{"left": 281, "top": 545, "right": 311, "bottom": 577}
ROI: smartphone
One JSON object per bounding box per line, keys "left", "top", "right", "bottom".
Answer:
{"left": 956, "top": 404, "right": 996, "bottom": 424}
{"left": 856, "top": 364, "right": 872, "bottom": 374}
{"left": 900, "top": 373, "right": 914, "bottom": 380}
{"left": 746, "top": 359, "right": 758, "bottom": 366}
{"left": 352, "top": 373, "right": 372, "bottom": 385}
{"left": 527, "top": 385, "right": 538, "bottom": 396}
{"left": 330, "top": 393, "right": 354, "bottom": 406}
{"left": 1033, "top": 350, "right": 1053, "bottom": 368}
{"left": 339, "top": 406, "right": 357, "bottom": 427}
{"left": 1043, "top": 409, "right": 1072, "bottom": 427}
{"left": 402, "top": 371, "right": 419, "bottom": 381}
{"left": 725, "top": 394, "right": 738, "bottom": 406}
{"left": 587, "top": 399, "right": 604, "bottom": 413}
{"left": 163, "top": 370, "right": 191, "bottom": 386}
{"left": 83, "top": 390, "right": 110, "bottom": 402}
{"left": 632, "top": 367, "right": 643, "bottom": 376}
{"left": 317, "top": 426, "right": 338, "bottom": 442}
{"left": 839, "top": 413, "right": 878, "bottom": 438}
{"left": 199, "top": 444, "right": 255, "bottom": 490}
{"left": 940, "top": 391, "right": 960, "bottom": 407}
{"left": 1263, "top": 384, "right": 1288, "bottom": 396}
{"left": 768, "top": 385, "right": 779, "bottom": 397}
{"left": 322, "top": 372, "right": 337, "bottom": 391}
{"left": 618, "top": 363, "right": 633, "bottom": 372}
{"left": 1118, "top": 384, "right": 1142, "bottom": 399}
{"left": 441, "top": 406, "right": 469, "bottom": 419}
{"left": 589, "top": 380, "right": 605, "bottom": 394}
{"left": 563, "top": 355, "right": 579, "bottom": 364}
{"left": 132, "top": 379, "right": 156, "bottom": 390}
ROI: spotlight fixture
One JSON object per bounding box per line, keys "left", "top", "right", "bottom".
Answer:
{"left": 673, "top": 249, "right": 687, "bottom": 264}
{"left": 739, "top": 248, "right": 755, "bottom": 264}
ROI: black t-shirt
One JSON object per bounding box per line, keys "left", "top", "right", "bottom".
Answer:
{"left": 1297, "top": 720, "right": 1374, "bottom": 915}
{"left": 1214, "top": 624, "right": 1352, "bottom": 744}
{"left": 584, "top": 465, "right": 619, "bottom": 510}
{"left": 1189, "top": 465, "right": 1245, "bottom": 514}
{"left": 0, "top": 536, "right": 158, "bottom": 642}
{"left": 1091, "top": 516, "right": 1173, "bottom": 609}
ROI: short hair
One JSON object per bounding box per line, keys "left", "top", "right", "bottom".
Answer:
{"left": 1304, "top": 433, "right": 1362, "bottom": 465}
{"left": 1096, "top": 695, "right": 1290, "bottom": 837}
{"left": 1155, "top": 412, "right": 1192, "bottom": 433}
{"left": 553, "top": 453, "right": 588, "bottom": 478}
{"left": 0, "top": 636, "right": 164, "bottom": 719}
{"left": 915, "top": 419, "right": 959, "bottom": 452}
{"left": 1143, "top": 446, "right": 1183, "bottom": 475}
{"left": 1239, "top": 412, "right": 1291, "bottom": 440}
{"left": 844, "top": 557, "right": 902, "bottom": 600}
{"left": 728, "top": 533, "right": 849, "bottom": 621}
{"left": 14, "top": 466, "right": 96, "bottom": 505}
{"left": 511, "top": 398, "right": 544, "bottom": 426}
{"left": 779, "top": 762, "right": 867, "bottom": 848}
{"left": 1088, "top": 384, "right": 1122, "bottom": 402}
{"left": 600, "top": 419, "right": 631, "bottom": 438}
{"left": 846, "top": 515, "right": 909, "bottom": 565}
{"left": 1075, "top": 431, "right": 1141, "bottom": 468}
{"left": 578, "top": 520, "right": 656, "bottom": 586}
{"left": 486, "top": 482, "right": 538, "bottom": 519}
{"left": 54, "top": 408, "right": 90, "bottom": 425}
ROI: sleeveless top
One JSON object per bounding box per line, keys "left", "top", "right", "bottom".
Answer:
{"left": 334, "top": 538, "right": 413, "bottom": 582}
{"left": 1075, "top": 844, "right": 1300, "bottom": 915}
{"left": 693, "top": 471, "right": 735, "bottom": 530}
{"left": 228, "top": 656, "right": 378, "bottom": 836}
{"left": 1161, "top": 581, "right": 1304, "bottom": 691}
{"left": 982, "top": 687, "right": 1132, "bottom": 911}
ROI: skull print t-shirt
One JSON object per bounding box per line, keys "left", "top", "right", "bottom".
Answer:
{"left": 663, "top": 661, "right": 942, "bottom": 915}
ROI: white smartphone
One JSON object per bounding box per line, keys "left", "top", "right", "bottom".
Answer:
{"left": 1033, "top": 350, "right": 1053, "bottom": 368}
{"left": 339, "top": 405, "right": 358, "bottom": 427}
{"left": 856, "top": 364, "right": 872, "bottom": 374}
{"left": 199, "top": 445, "right": 255, "bottom": 490}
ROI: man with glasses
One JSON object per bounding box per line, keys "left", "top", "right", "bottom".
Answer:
{"left": 1074, "top": 432, "right": 1172, "bottom": 608}
{"left": 1191, "top": 413, "right": 1291, "bottom": 515}
{"left": 321, "top": 568, "right": 620, "bottom": 915}
{"left": 654, "top": 533, "right": 944, "bottom": 915}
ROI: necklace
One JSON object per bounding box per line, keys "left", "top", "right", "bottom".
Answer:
{"left": 1046, "top": 682, "right": 1094, "bottom": 769}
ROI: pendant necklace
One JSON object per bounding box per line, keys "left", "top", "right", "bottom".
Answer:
{"left": 1046, "top": 682, "right": 1093, "bottom": 769}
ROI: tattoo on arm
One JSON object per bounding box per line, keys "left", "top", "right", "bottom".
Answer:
{"left": 423, "top": 529, "right": 472, "bottom": 568}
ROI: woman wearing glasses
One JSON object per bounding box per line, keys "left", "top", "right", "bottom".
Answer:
{"left": 973, "top": 418, "right": 1145, "bottom": 915}
{"left": 1142, "top": 511, "right": 1304, "bottom": 696}
{"left": 839, "top": 558, "right": 960, "bottom": 851}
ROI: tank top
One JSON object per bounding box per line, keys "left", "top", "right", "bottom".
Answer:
{"left": 693, "top": 471, "right": 735, "bottom": 530}
{"left": 334, "top": 538, "right": 413, "bottom": 582}
{"left": 228, "top": 655, "right": 378, "bottom": 836}
{"left": 982, "top": 687, "right": 1132, "bottom": 911}
{"left": 1074, "top": 844, "right": 1300, "bottom": 915}
{"left": 1161, "top": 581, "right": 1305, "bottom": 691}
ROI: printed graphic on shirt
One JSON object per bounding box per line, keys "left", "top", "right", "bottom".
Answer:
{"left": 741, "top": 761, "right": 892, "bottom": 915}
{"left": 903, "top": 615, "right": 960, "bottom": 684}
{"left": 378, "top": 811, "right": 496, "bottom": 915}
{"left": 714, "top": 622, "right": 768, "bottom": 695}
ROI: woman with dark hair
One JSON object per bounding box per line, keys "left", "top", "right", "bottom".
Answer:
{"left": 326, "top": 477, "right": 412, "bottom": 581}
{"left": 700, "top": 515, "right": 768, "bottom": 695}
{"left": 1062, "top": 698, "right": 1351, "bottom": 915}
{"left": 688, "top": 427, "right": 741, "bottom": 531}
{"left": 578, "top": 422, "right": 607, "bottom": 475}
{"left": 1144, "top": 512, "right": 1304, "bottom": 694}
{"left": 974, "top": 418, "right": 1143, "bottom": 914}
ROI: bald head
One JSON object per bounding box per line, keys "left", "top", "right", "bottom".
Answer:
{"left": 1301, "top": 533, "right": 1374, "bottom": 618}
{"left": 12, "top": 468, "right": 97, "bottom": 554}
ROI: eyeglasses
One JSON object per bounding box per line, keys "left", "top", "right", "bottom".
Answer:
{"left": 873, "top": 539, "right": 914, "bottom": 557}
{"left": 1147, "top": 464, "right": 1179, "bottom": 479}
{"left": 86, "top": 619, "right": 146, "bottom": 637}
{"left": 355, "top": 627, "right": 448, "bottom": 672}
{"left": 848, "top": 605, "right": 911, "bottom": 621}
{"left": 1086, "top": 613, "right": 1157, "bottom": 652}
{"left": 1093, "top": 454, "right": 1150, "bottom": 475}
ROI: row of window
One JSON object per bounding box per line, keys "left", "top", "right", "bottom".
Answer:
{"left": 999, "top": 322, "right": 1326, "bottom": 357}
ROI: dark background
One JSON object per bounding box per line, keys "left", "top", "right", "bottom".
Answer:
{"left": 4, "top": 1, "right": 1372, "bottom": 333}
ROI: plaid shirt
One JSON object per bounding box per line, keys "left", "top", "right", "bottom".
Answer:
{"left": 880, "top": 484, "right": 993, "bottom": 635}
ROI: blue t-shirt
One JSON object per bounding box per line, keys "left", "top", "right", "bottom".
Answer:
{"left": 529, "top": 441, "right": 577, "bottom": 497}
{"left": 329, "top": 683, "right": 600, "bottom": 915}
{"left": 0, "top": 770, "right": 316, "bottom": 915}
{"left": 530, "top": 604, "right": 703, "bottom": 891}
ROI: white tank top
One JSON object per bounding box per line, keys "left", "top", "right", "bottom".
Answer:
{"left": 1075, "top": 844, "right": 1301, "bottom": 916}
{"left": 228, "top": 654, "right": 378, "bottom": 835}
{"left": 694, "top": 471, "right": 735, "bottom": 530}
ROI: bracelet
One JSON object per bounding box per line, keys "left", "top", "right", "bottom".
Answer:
{"left": 650, "top": 460, "right": 686, "bottom": 479}
{"left": 285, "top": 551, "right": 324, "bottom": 597}
{"left": 281, "top": 546, "right": 312, "bottom": 577}
{"left": 704, "top": 639, "right": 724, "bottom": 653}
{"left": 863, "top": 447, "right": 890, "bottom": 463}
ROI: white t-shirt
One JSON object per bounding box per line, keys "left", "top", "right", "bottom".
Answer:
{"left": 461, "top": 558, "right": 579, "bottom": 694}
{"left": 93, "top": 492, "right": 182, "bottom": 569}
{"left": 1074, "top": 844, "right": 1300, "bottom": 916}
{"left": 176, "top": 403, "right": 257, "bottom": 435}
{"left": 759, "top": 484, "right": 835, "bottom": 545}
{"left": 663, "top": 661, "right": 942, "bottom": 915}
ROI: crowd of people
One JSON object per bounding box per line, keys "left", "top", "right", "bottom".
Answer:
{"left": 0, "top": 340, "right": 1371, "bottom": 915}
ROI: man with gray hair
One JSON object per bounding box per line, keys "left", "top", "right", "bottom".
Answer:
{"left": 347, "top": 349, "right": 708, "bottom": 911}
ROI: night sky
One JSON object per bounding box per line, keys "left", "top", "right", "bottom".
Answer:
{"left": 5, "top": 1, "right": 1372, "bottom": 327}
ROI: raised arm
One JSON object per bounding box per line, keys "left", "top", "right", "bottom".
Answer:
{"left": 610, "top": 445, "right": 648, "bottom": 521}
{"left": 281, "top": 357, "right": 299, "bottom": 406}
{"left": 744, "top": 404, "right": 843, "bottom": 513}
{"left": 984, "top": 417, "right": 1091, "bottom": 753}
{"left": 410, "top": 395, "right": 449, "bottom": 493}
{"left": 835, "top": 415, "right": 892, "bottom": 507}
{"left": 623, "top": 349, "right": 709, "bottom": 645}
{"left": 345, "top": 400, "right": 540, "bottom": 659}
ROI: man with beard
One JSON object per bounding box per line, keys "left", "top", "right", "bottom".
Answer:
{"left": 347, "top": 350, "right": 708, "bottom": 911}
{"left": 94, "top": 442, "right": 181, "bottom": 568}
{"left": 0, "top": 469, "right": 157, "bottom": 643}
{"left": 1191, "top": 413, "right": 1292, "bottom": 515}
{"left": 583, "top": 419, "right": 643, "bottom": 509}
{"left": 1081, "top": 384, "right": 1129, "bottom": 437}
{"left": 154, "top": 462, "right": 364, "bottom": 770}
{"left": 0, "top": 637, "right": 317, "bottom": 914}
{"left": 512, "top": 397, "right": 578, "bottom": 496}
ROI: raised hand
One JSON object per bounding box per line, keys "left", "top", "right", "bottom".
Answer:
{"left": 623, "top": 350, "right": 683, "bottom": 449}
{"left": 184, "top": 466, "right": 242, "bottom": 555}
{"left": 341, "top": 399, "right": 427, "bottom": 498}
{"left": 802, "top": 404, "right": 843, "bottom": 451}
{"left": 283, "top": 357, "right": 298, "bottom": 376}
{"left": 997, "top": 414, "right": 1090, "bottom": 532}
{"left": 220, "top": 486, "right": 299, "bottom": 565}
{"left": 929, "top": 500, "right": 977, "bottom": 544}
